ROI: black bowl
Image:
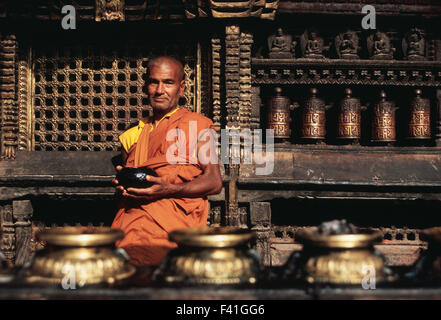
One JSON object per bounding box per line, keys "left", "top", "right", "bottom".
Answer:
{"left": 116, "top": 166, "right": 157, "bottom": 188}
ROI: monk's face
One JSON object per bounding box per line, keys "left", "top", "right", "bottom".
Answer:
{"left": 146, "top": 61, "right": 185, "bottom": 114}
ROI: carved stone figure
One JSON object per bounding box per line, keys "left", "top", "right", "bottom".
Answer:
{"left": 403, "top": 28, "right": 426, "bottom": 61}
{"left": 301, "top": 29, "right": 324, "bottom": 59}
{"left": 268, "top": 28, "right": 295, "bottom": 59}
{"left": 367, "top": 31, "right": 395, "bottom": 60}
{"left": 96, "top": 0, "right": 125, "bottom": 22}
{"left": 335, "top": 30, "right": 359, "bottom": 59}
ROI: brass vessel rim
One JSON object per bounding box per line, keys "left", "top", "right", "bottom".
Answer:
{"left": 169, "top": 227, "right": 255, "bottom": 247}
{"left": 296, "top": 228, "right": 382, "bottom": 248}
{"left": 37, "top": 227, "right": 125, "bottom": 247}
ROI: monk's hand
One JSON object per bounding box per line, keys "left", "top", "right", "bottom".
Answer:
{"left": 112, "top": 165, "right": 125, "bottom": 195}
{"left": 122, "top": 175, "right": 177, "bottom": 202}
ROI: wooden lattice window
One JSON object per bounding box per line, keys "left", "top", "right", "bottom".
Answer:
{"left": 32, "top": 43, "right": 197, "bottom": 151}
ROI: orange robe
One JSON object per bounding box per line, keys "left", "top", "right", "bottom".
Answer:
{"left": 111, "top": 107, "right": 215, "bottom": 266}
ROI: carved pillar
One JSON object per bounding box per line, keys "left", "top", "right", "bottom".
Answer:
{"left": 13, "top": 200, "right": 33, "bottom": 267}
{"left": 225, "top": 25, "right": 241, "bottom": 227}
{"left": 18, "top": 46, "right": 32, "bottom": 151}
{"left": 226, "top": 163, "right": 240, "bottom": 226}
{"left": 436, "top": 89, "right": 441, "bottom": 146}
{"left": 238, "top": 32, "right": 253, "bottom": 229}
{"left": 211, "top": 37, "right": 222, "bottom": 133}
{"left": 0, "top": 203, "right": 15, "bottom": 266}
{"left": 251, "top": 86, "right": 261, "bottom": 130}
{"left": 239, "top": 31, "right": 253, "bottom": 130}
{"left": 200, "top": 41, "right": 211, "bottom": 118}
{"left": 224, "top": 26, "right": 254, "bottom": 228}
{"left": 0, "top": 34, "right": 19, "bottom": 159}
{"left": 250, "top": 202, "right": 271, "bottom": 266}
{"left": 225, "top": 25, "right": 240, "bottom": 130}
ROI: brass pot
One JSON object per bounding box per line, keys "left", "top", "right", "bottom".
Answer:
{"left": 22, "top": 226, "right": 136, "bottom": 287}
{"left": 153, "top": 227, "right": 260, "bottom": 285}
{"left": 286, "top": 228, "right": 390, "bottom": 285}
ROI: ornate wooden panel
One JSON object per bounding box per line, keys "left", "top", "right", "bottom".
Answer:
{"left": 0, "top": 35, "right": 19, "bottom": 159}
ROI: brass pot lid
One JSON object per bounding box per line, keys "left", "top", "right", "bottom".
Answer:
{"left": 169, "top": 227, "right": 254, "bottom": 248}
{"left": 296, "top": 227, "right": 382, "bottom": 249}
{"left": 37, "top": 226, "right": 125, "bottom": 247}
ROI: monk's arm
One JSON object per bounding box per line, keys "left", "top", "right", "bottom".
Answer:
{"left": 170, "top": 162, "right": 222, "bottom": 197}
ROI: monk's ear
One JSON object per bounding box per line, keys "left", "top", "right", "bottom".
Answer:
{"left": 179, "top": 80, "right": 185, "bottom": 96}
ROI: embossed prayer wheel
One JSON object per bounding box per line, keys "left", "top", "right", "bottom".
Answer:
{"left": 337, "top": 88, "right": 365, "bottom": 140}
{"left": 407, "top": 89, "right": 431, "bottom": 140}
{"left": 153, "top": 227, "right": 260, "bottom": 286}
{"left": 371, "top": 90, "right": 397, "bottom": 142}
{"left": 266, "top": 87, "right": 294, "bottom": 141}
{"left": 300, "top": 88, "right": 330, "bottom": 140}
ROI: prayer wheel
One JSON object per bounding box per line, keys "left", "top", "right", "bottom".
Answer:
{"left": 337, "top": 88, "right": 365, "bottom": 141}
{"left": 371, "top": 90, "right": 397, "bottom": 143}
{"left": 407, "top": 89, "right": 431, "bottom": 140}
{"left": 300, "top": 88, "right": 330, "bottom": 140}
{"left": 266, "top": 87, "right": 295, "bottom": 142}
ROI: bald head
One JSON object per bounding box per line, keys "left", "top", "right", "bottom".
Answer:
{"left": 147, "top": 56, "right": 184, "bottom": 82}
{"left": 145, "top": 55, "right": 186, "bottom": 118}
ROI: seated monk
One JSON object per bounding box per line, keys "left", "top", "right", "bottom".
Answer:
{"left": 111, "top": 56, "right": 222, "bottom": 266}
